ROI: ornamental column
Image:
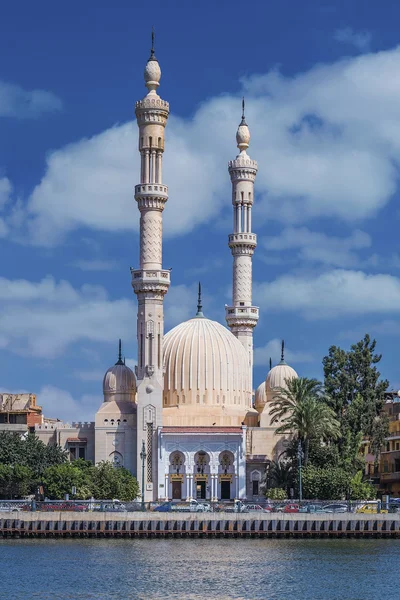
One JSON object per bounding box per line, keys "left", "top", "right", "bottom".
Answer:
{"left": 225, "top": 100, "right": 259, "bottom": 401}
{"left": 132, "top": 32, "right": 170, "bottom": 502}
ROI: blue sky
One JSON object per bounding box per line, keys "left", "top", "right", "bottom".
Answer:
{"left": 2, "top": 0, "right": 400, "bottom": 421}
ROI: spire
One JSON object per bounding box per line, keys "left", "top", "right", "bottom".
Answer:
{"left": 144, "top": 27, "right": 161, "bottom": 92}
{"left": 236, "top": 98, "right": 250, "bottom": 152}
{"left": 280, "top": 340, "right": 286, "bottom": 365}
{"left": 149, "top": 26, "right": 157, "bottom": 61}
{"left": 195, "top": 282, "right": 204, "bottom": 318}
{"left": 115, "top": 339, "right": 124, "bottom": 365}
{"left": 240, "top": 97, "right": 247, "bottom": 126}
{"left": 269, "top": 357, "right": 272, "bottom": 371}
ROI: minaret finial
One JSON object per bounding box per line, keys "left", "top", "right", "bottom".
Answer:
{"left": 269, "top": 357, "right": 272, "bottom": 371}
{"left": 280, "top": 340, "right": 286, "bottom": 364}
{"left": 116, "top": 339, "right": 124, "bottom": 365}
{"left": 149, "top": 26, "right": 156, "bottom": 61}
{"left": 241, "top": 97, "right": 246, "bottom": 124}
{"left": 196, "top": 282, "right": 204, "bottom": 317}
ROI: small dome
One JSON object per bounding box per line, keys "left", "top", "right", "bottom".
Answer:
{"left": 236, "top": 123, "right": 250, "bottom": 151}
{"left": 144, "top": 59, "right": 161, "bottom": 92}
{"left": 265, "top": 361, "right": 298, "bottom": 402}
{"left": 103, "top": 341, "right": 136, "bottom": 402}
{"left": 255, "top": 381, "right": 266, "bottom": 412}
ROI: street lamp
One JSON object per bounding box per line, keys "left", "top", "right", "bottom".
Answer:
{"left": 298, "top": 439, "right": 303, "bottom": 502}
{"left": 140, "top": 440, "right": 147, "bottom": 511}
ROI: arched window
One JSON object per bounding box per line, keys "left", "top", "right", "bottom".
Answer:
{"left": 109, "top": 452, "right": 123, "bottom": 468}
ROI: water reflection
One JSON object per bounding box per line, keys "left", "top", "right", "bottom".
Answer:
{"left": 1, "top": 538, "right": 398, "bottom": 599}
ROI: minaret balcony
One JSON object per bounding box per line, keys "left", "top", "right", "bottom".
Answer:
{"left": 225, "top": 306, "right": 259, "bottom": 319}
{"left": 131, "top": 268, "right": 171, "bottom": 295}
{"left": 228, "top": 233, "right": 257, "bottom": 253}
{"left": 135, "top": 183, "right": 168, "bottom": 198}
{"left": 229, "top": 233, "right": 256, "bottom": 244}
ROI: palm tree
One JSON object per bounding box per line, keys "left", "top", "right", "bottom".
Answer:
{"left": 269, "top": 377, "right": 340, "bottom": 466}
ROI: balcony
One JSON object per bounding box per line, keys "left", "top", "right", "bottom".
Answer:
{"left": 381, "top": 471, "right": 400, "bottom": 483}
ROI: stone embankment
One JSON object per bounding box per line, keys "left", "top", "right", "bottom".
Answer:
{"left": 1, "top": 511, "right": 400, "bottom": 538}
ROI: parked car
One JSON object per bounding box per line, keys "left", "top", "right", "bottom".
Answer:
{"left": 154, "top": 502, "right": 172, "bottom": 512}
{"left": 322, "top": 503, "right": 349, "bottom": 513}
{"left": 244, "top": 504, "right": 272, "bottom": 513}
{"left": 0, "top": 505, "right": 21, "bottom": 512}
{"left": 356, "top": 502, "right": 388, "bottom": 514}
{"left": 171, "top": 500, "right": 211, "bottom": 512}
{"left": 283, "top": 503, "right": 300, "bottom": 513}
{"left": 298, "top": 504, "right": 328, "bottom": 514}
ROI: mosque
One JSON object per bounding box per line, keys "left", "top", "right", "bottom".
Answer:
{"left": 33, "top": 37, "right": 299, "bottom": 502}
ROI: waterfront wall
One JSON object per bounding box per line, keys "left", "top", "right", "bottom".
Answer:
{"left": 1, "top": 511, "right": 400, "bottom": 538}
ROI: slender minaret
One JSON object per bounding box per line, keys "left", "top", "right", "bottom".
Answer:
{"left": 131, "top": 30, "right": 170, "bottom": 501}
{"left": 225, "top": 99, "right": 259, "bottom": 395}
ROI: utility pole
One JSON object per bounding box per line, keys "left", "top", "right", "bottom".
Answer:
{"left": 140, "top": 440, "right": 147, "bottom": 511}
{"left": 298, "top": 439, "right": 303, "bottom": 502}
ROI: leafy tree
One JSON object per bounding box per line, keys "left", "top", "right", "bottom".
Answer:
{"left": 266, "top": 488, "right": 287, "bottom": 501}
{"left": 43, "top": 463, "right": 92, "bottom": 500}
{"left": 302, "top": 465, "right": 350, "bottom": 500}
{"left": 266, "top": 460, "right": 294, "bottom": 494}
{"left": 323, "top": 334, "right": 389, "bottom": 460}
{"left": 349, "top": 471, "right": 376, "bottom": 501}
{"left": 0, "top": 464, "right": 33, "bottom": 499}
{"left": 269, "top": 377, "right": 340, "bottom": 465}
{"left": 0, "top": 432, "right": 67, "bottom": 478}
{"left": 89, "top": 462, "right": 140, "bottom": 501}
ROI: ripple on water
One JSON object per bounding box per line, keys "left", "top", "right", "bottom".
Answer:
{"left": 0, "top": 538, "right": 398, "bottom": 600}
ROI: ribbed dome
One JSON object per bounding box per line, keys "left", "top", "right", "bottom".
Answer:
{"left": 265, "top": 361, "right": 298, "bottom": 403}
{"left": 163, "top": 316, "right": 253, "bottom": 419}
{"left": 255, "top": 381, "right": 266, "bottom": 412}
{"left": 102, "top": 343, "right": 136, "bottom": 402}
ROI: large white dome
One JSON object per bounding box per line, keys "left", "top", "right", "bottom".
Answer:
{"left": 162, "top": 315, "right": 256, "bottom": 426}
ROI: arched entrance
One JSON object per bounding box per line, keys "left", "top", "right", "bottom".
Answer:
{"left": 169, "top": 451, "right": 185, "bottom": 500}
{"left": 218, "top": 451, "right": 235, "bottom": 500}
{"left": 194, "top": 451, "right": 210, "bottom": 500}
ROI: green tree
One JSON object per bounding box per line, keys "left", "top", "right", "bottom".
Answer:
{"left": 0, "top": 432, "right": 67, "bottom": 478}
{"left": 266, "top": 460, "right": 294, "bottom": 495}
{"left": 0, "top": 464, "right": 34, "bottom": 499}
{"left": 42, "top": 463, "right": 92, "bottom": 500}
{"left": 349, "top": 471, "right": 376, "bottom": 500}
{"left": 266, "top": 488, "right": 287, "bottom": 501}
{"left": 302, "top": 465, "right": 350, "bottom": 500}
{"left": 323, "top": 334, "right": 389, "bottom": 460}
{"left": 89, "top": 462, "right": 140, "bottom": 501}
{"left": 269, "top": 377, "right": 340, "bottom": 465}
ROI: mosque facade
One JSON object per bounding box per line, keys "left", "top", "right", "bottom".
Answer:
{"left": 33, "top": 39, "right": 299, "bottom": 502}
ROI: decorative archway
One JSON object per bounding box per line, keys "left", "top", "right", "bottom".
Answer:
{"left": 109, "top": 451, "right": 123, "bottom": 468}
{"left": 169, "top": 451, "right": 186, "bottom": 500}
{"left": 193, "top": 451, "right": 210, "bottom": 500}
{"left": 218, "top": 451, "right": 235, "bottom": 500}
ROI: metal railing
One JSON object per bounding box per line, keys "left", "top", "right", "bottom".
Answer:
{"left": 1, "top": 498, "right": 398, "bottom": 514}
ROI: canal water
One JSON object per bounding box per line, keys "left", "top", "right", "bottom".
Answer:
{"left": 0, "top": 538, "right": 397, "bottom": 599}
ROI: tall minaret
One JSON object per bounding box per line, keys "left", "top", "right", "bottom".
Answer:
{"left": 225, "top": 100, "right": 259, "bottom": 396}
{"left": 131, "top": 31, "right": 170, "bottom": 501}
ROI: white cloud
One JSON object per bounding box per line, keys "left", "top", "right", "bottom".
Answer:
{"left": 7, "top": 46, "right": 400, "bottom": 244}
{"left": 334, "top": 27, "right": 372, "bottom": 52}
{"left": 0, "top": 276, "right": 135, "bottom": 358}
{"left": 254, "top": 338, "right": 314, "bottom": 367}
{"left": 254, "top": 269, "right": 400, "bottom": 320}
{"left": 71, "top": 259, "right": 119, "bottom": 272}
{"left": 0, "top": 81, "right": 62, "bottom": 119}
{"left": 38, "top": 385, "right": 99, "bottom": 422}
{"left": 262, "top": 227, "right": 371, "bottom": 268}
